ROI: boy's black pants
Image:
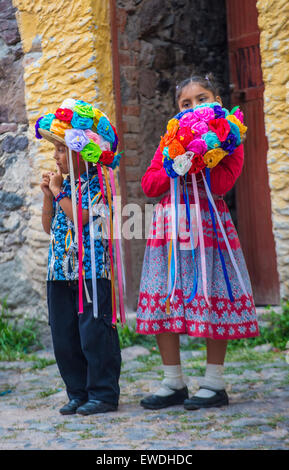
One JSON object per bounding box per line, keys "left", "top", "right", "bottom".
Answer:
{"left": 47, "top": 279, "right": 121, "bottom": 406}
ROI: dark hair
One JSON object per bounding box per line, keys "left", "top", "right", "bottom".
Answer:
{"left": 175, "top": 72, "right": 220, "bottom": 101}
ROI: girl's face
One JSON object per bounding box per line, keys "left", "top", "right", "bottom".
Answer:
{"left": 177, "top": 82, "right": 222, "bottom": 112}
{"left": 53, "top": 142, "right": 69, "bottom": 174}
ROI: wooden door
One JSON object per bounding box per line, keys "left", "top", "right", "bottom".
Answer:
{"left": 226, "top": 0, "right": 280, "bottom": 305}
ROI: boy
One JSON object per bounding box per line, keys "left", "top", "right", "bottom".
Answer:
{"left": 39, "top": 103, "right": 122, "bottom": 416}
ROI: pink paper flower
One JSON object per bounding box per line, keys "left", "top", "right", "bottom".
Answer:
{"left": 193, "top": 106, "right": 215, "bottom": 122}
{"left": 187, "top": 138, "right": 208, "bottom": 155}
{"left": 179, "top": 112, "right": 199, "bottom": 128}
{"left": 191, "top": 120, "right": 208, "bottom": 137}
{"left": 234, "top": 108, "right": 244, "bottom": 123}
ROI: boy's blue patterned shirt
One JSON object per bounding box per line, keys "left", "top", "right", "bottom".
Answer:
{"left": 47, "top": 166, "right": 110, "bottom": 281}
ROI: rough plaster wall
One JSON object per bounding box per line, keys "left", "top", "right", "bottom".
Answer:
{"left": 257, "top": 0, "right": 289, "bottom": 299}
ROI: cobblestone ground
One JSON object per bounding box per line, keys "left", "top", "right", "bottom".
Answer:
{"left": 0, "top": 327, "right": 289, "bottom": 450}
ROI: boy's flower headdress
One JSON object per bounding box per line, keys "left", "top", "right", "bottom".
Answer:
{"left": 35, "top": 98, "right": 121, "bottom": 169}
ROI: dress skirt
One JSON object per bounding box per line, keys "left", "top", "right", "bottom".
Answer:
{"left": 136, "top": 184, "right": 259, "bottom": 340}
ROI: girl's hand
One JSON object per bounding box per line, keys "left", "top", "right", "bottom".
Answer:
{"left": 49, "top": 167, "right": 63, "bottom": 197}
{"left": 40, "top": 172, "right": 53, "bottom": 199}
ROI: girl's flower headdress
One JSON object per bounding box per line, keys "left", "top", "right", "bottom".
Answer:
{"left": 159, "top": 103, "right": 249, "bottom": 315}
{"left": 159, "top": 102, "right": 247, "bottom": 178}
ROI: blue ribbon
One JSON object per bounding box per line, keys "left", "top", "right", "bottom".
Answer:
{"left": 183, "top": 176, "right": 198, "bottom": 303}
{"left": 205, "top": 168, "right": 234, "bottom": 302}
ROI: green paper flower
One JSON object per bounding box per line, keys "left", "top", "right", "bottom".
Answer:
{"left": 80, "top": 141, "right": 102, "bottom": 163}
{"left": 74, "top": 104, "right": 95, "bottom": 119}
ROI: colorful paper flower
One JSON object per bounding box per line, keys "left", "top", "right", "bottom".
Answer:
{"left": 50, "top": 119, "right": 72, "bottom": 138}
{"left": 167, "top": 118, "right": 179, "bottom": 132}
{"left": 202, "top": 131, "right": 221, "bottom": 150}
{"left": 168, "top": 139, "right": 185, "bottom": 159}
{"left": 176, "top": 127, "right": 194, "bottom": 148}
{"left": 163, "top": 157, "right": 179, "bottom": 178}
{"left": 97, "top": 116, "right": 115, "bottom": 143}
{"left": 188, "top": 154, "right": 206, "bottom": 174}
{"left": 100, "top": 151, "right": 115, "bottom": 165}
{"left": 64, "top": 129, "right": 90, "bottom": 152}
{"left": 193, "top": 106, "right": 215, "bottom": 122}
{"left": 203, "top": 148, "right": 228, "bottom": 168}
{"left": 74, "top": 103, "right": 95, "bottom": 119}
{"left": 71, "top": 112, "right": 94, "bottom": 129}
{"left": 226, "top": 114, "right": 247, "bottom": 139}
{"left": 172, "top": 152, "right": 193, "bottom": 176}
{"left": 35, "top": 116, "right": 44, "bottom": 139}
{"left": 228, "top": 121, "right": 241, "bottom": 146}
{"left": 233, "top": 107, "right": 244, "bottom": 123}
{"left": 55, "top": 108, "right": 74, "bottom": 122}
{"left": 80, "top": 141, "right": 102, "bottom": 163}
{"left": 208, "top": 118, "right": 231, "bottom": 142}
{"left": 191, "top": 120, "right": 208, "bottom": 137}
{"left": 213, "top": 105, "right": 226, "bottom": 119}
{"left": 107, "top": 152, "right": 123, "bottom": 169}
{"left": 111, "top": 124, "right": 119, "bottom": 153}
{"left": 187, "top": 138, "right": 208, "bottom": 155}
{"left": 221, "top": 132, "right": 237, "bottom": 155}
{"left": 179, "top": 112, "right": 199, "bottom": 128}
{"left": 60, "top": 98, "right": 76, "bottom": 110}
{"left": 38, "top": 113, "right": 55, "bottom": 131}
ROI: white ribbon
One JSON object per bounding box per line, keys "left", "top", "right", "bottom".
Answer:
{"left": 201, "top": 172, "right": 249, "bottom": 297}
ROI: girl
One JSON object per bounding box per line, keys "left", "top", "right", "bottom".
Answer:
{"left": 136, "top": 73, "right": 259, "bottom": 410}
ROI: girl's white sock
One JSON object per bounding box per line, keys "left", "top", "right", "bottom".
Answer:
{"left": 155, "top": 364, "right": 186, "bottom": 397}
{"left": 195, "top": 363, "right": 226, "bottom": 398}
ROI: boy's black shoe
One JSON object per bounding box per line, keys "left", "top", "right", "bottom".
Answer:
{"left": 140, "top": 386, "right": 189, "bottom": 410}
{"left": 184, "top": 388, "right": 229, "bottom": 410}
{"left": 59, "top": 399, "right": 86, "bottom": 415}
{"left": 76, "top": 399, "right": 118, "bottom": 415}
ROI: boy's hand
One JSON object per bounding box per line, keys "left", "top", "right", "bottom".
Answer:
{"left": 49, "top": 167, "right": 64, "bottom": 197}
{"left": 40, "top": 172, "right": 54, "bottom": 199}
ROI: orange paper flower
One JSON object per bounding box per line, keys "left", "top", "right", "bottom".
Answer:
{"left": 50, "top": 119, "right": 72, "bottom": 138}
{"left": 226, "top": 114, "right": 247, "bottom": 138}
{"left": 168, "top": 139, "right": 185, "bottom": 159}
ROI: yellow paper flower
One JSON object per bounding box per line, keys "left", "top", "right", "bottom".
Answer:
{"left": 203, "top": 148, "right": 228, "bottom": 168}
{"left": 167, "top": 118, "right": 179, "bottom": 132}
{"left": 227, "top": 114, "right": 247, "bottom": 138}
{"left": 93, "top": 107, "right": 105, "bottom": 125}
{"left": 50, "top": 119, "right": 72, "bottom": 138}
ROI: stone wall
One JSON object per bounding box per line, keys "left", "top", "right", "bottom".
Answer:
{"left": 0, "top": 0, "right": 42, "bottom": 317}
{"left": 257, "top": 0, "right": 289, "bottom": 299}
{"left": 116, "top": 0, "right": 231, "bottom": 308}
{"left": 0, "top": 0, "right": 116, "bottom": 320}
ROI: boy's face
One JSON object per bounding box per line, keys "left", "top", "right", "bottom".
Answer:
{"left": 53, "top": 142, "right": 69, "bottom": 174}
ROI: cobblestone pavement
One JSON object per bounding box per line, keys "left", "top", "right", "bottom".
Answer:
{"left": 0, "top": 327, "right": 289, "bottom": 451}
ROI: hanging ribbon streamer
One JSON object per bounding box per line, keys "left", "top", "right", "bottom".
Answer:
{"left": 108, "top": 167, "right": 126, "bottom": 326}
{"left": 97, "top": 164, "right": 117, "bottom": 324}
{"left": 202, "top": 169, "right": 249, "bottom": 299}
{"left": 166, "top": 177, "right": 179, "bottom": 312}
{"left": 183, "top": 176, "right": 198, "bottom": 303}
{"left": 85, "top": 161, "right": 98, "bottom": 318}
{"left": 68, "top": 148, "right": 78, "bottom": 245}
{"left": 191, "top": 174, "right": 210, "bottom": 306}
{"left": 77, "top": 152, "right": 84, "bottom": 314}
